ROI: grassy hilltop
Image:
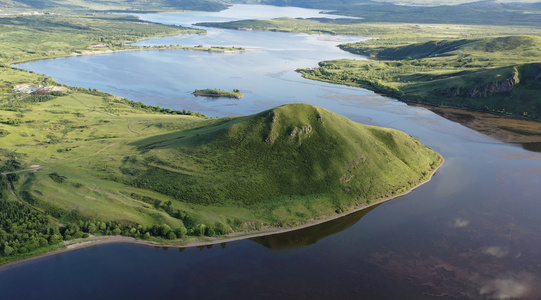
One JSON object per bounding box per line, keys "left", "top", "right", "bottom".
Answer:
{"left": 125, "top": 103, "right": 441, "bottom": 224}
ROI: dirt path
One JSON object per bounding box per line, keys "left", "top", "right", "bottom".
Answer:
{"left": 1, "top": 165, "right": 42, "bottom": 175}
{"left": 88, "top": 142, "right": 120, "bottom": 157}
{"left": 126, "top": 119, "right": 140, "bottom": 137}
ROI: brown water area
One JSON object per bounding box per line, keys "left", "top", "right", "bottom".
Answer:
{"left": 422, "top": 105, "right": 541, "bottom": 148}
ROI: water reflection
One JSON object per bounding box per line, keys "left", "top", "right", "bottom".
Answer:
{"left": 251, "top": 205, "right": 379, "bottom": 250}
{"left": 522, "top": 142, "right": 541, "bottom": 152}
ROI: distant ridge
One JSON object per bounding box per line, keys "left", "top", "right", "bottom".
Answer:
{"left": 0, "top": 0, "right": 229, "bottom": 11}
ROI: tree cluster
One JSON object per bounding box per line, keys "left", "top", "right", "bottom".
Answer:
{"left": 0, "top": 200, "right": 62, "bottom": 258}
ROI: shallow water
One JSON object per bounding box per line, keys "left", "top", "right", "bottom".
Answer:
{"left": 4, "top": 5, "right": 541, "bottom": 299}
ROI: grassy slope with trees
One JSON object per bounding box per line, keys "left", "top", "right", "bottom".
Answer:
{"left": 0, "top": 9, "right": 220, "bottom": 264}
{"left": 0, "top": 93, "right": 441, "bottom": 263}
{"left": 0, "top": 89, "right": 211, "bottom": 264}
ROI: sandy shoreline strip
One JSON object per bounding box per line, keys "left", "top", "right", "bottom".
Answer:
{"left": 10, "top": 45, "right": 245, "bottom": 65}
{"left": 1, "top": 155, "right": 444, "bottom": 270}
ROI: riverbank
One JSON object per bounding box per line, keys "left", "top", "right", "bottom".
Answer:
{"left": 9, "top": 45, "right": 245, "bottom": 65}
{"left": 0, "top": 154, "right": 443, "bottom": 269}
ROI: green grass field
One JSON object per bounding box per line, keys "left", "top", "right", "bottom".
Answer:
{"left": 1, "top": 92, "right": 222, "bottom": 226}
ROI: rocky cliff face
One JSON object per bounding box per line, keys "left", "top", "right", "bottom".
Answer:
{"left": 440, "top": 68, "right": 521, "bottom": 98}
{"left": 534, "top": 63, "right": 541, "bottom": 81}
{"left": 467, "top": 71, "right": 520, "bottom": 98}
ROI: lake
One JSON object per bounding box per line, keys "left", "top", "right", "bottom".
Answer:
{"left": 3, "top": 5, "right": 541, "bottom": 299}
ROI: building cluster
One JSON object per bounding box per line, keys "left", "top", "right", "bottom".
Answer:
{"left": 13, "top": 84, "right": 66, "bottom": 94}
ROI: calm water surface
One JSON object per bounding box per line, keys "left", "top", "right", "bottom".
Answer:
{"left": 4, "top": 5, "right": 541, "bottom": 299}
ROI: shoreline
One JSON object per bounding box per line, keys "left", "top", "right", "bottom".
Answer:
{"left": 9, "top": 45, "right": 245, "bottom": 65}
{"left": 298, "top": 72, "right": 541, "bottom": 124}
{"left": 0, "top": 154, "right": 444, "bottom": 270}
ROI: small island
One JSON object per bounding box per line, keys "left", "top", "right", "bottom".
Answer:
{"left": 193, "top": 88, "right": 244, "bottom": 99}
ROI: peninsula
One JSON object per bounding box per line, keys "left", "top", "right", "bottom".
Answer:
{"left": 0, "top": 92, "right": 442, "bottom": 265}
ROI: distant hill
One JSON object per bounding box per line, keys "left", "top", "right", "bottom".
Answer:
{"left": 2, "top": 0, "right": 539, "bottom": 26}
{"left": 348, "top": 36, "right": 541, "bottom": 61}
{"left": 230, "top": 0, "right": 541, "bottom": 26}
{"left": 0, "top": 0, "right": 229, "bottom": 11}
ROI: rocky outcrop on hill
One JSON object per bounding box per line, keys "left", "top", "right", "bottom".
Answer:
{"left": 534, "top": 63, "right": 541, "bottom": 81}
{"left": 467, "top": 70, "right": 520, "bottom": 97}
{"left": 440, "top": 68, "right": 520, "bottom": 98}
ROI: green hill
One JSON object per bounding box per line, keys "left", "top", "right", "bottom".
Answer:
{"left": 343, "top": 36, "right": 541, "bottom": 63}
{"left": 0, "top": 95, "right": 441, "bottom": 252}
{"left": 0, "top": 89, "right": 441, "bottom": 263}
{"left": 301, "top": 36, "right": 541, "bottom": 119}
{"left": 124, "top": 103, "right": 442, "bottom": 224}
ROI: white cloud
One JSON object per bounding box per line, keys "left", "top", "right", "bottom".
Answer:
{"left": 453, "top": 217, "right": 469, "bottom": 228}
{"left": 479, "top": 275, "right": 532, "bottom": 299}
{"left": 482, "top": 246, "right": 509, "bottom": 258}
